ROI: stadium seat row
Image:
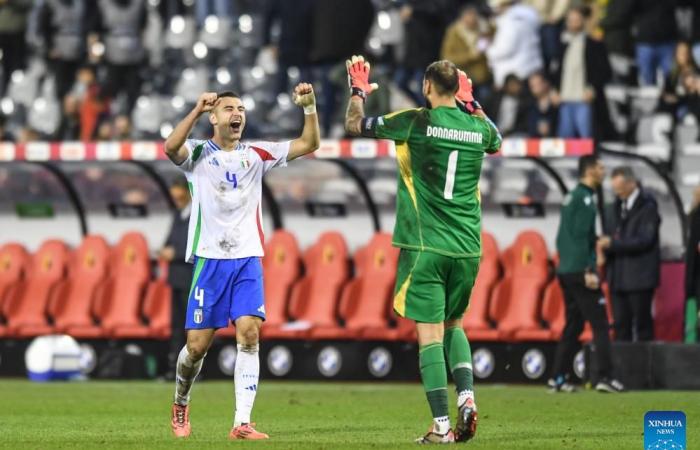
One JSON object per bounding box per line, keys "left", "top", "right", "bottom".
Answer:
{"left": 0, "top": 230, "right": 612, "bottom": 342}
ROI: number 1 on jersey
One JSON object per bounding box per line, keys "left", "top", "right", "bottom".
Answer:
{"left": 443, "top": 150, "right": 458, "bottom": 200}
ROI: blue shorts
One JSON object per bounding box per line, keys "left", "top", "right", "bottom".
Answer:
{"left": 185, "top": 256, "right": 266, "bottom": 330}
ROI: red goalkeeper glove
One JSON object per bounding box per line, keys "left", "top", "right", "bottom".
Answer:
{"left": 456, "top": 70, "right": 481, "bottom": 113}
{"left": 346, "top": 54, "right": 379, "bottom": 102}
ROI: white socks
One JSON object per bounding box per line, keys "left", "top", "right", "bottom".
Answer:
{"left": 434, "top": 416, "right": 451, "bottom": 435}
{"left": 233, "top": 343, "right": 260, "bottom": 427}
{"left": 174, "top": 346, "right": 204, "bottom": 406}
{"left": 457, "top": 389, "right": 476, "bottom": 410}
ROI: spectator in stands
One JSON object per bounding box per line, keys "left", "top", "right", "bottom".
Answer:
{"left": 486, "top": 0, "right": 543, "bottom": 89}
{"left": 616, "top": 0, "right": 678, "bottom": 86}
{"left": 263, "top": 0, "right": 314, "bottom": 96}
{"left": 524, "top": 0, "right": 571, "bottom": 75}
{"left": 91, "top": 0, "right": 148, "bottom": 116}
{"left": 487, "top": 74, "right": 529, "bottom": 136}
{"left": 553, "top": 6, "right": 613, "bottom": 140}
{"left": 57, "top": 95, "right": 81, "bottom": 140}
{"left": 309, "top": 0, "right": 374, "bottom": 136}
{"left": 0, "top": 0, "right": 32, "bottom": 95}
{"left": 660, "top": 42, "right": 699, "bottom": 116}
{"left": 113, "top": 114, "right": 132, "bottom": 140}
{"left": 156, "top": 0, "right": 192, "bottom": 25}
{"left": 677, "top": 72, "right": 700, "bottom": 123}
{"left": 440, "top": 5, "right": 492, "bottom": 100}
{"left": 395, "top": 0, "right": 453, "bottom": 106}
{"left": 526, "top": 71, "right": 559, "bottom": 137}
{"left": 550, "top": 154, "right": 622, "bottom": 393}
{"left": 160, "top": 177, "right": 192, "bottom": 380}
{"left": 599, "top": 166, "right": 661, "bottom": 342}
{"left": 195, "top": 0, "right": 234, "bottom": 30}
{"left": 95, "top": 119, "right": 113, "bottom": 141}
{"left": 681, "top": 0, "right": 700, "bottom": 68}
{"left": 64, "top": 65, "right": 111, "bottom": 141}
{"left": 36, "top": 0, "right": 90, "bottom": 108}
{"left": 0, "top": 113, "right": 15, "bottom": 141}
{"left": 599, "top": 0, "right": 636, "bottom": 85}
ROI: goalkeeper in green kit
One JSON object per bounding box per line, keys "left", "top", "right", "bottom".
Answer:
{"left": 345, "top": 56, "right": 501, "bottom": 444}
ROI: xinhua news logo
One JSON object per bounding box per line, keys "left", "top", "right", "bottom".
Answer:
{"left": 644, "top": 411, "right": 686, "bottom": 450}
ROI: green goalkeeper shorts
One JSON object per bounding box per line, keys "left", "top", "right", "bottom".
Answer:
{"left": 393, "top": 249, "right": 480, "bottom": 323}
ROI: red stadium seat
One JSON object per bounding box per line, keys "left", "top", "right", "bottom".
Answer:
{"left": 49, "top": 235, "right": 110, "bottom": 334}
{"left": 68, "top": 232, "right": 151, "bottom": 338}
{"left": 113, "top": 280, "right": 172, "bottom": 339}
{"left": 513, "top": 278, "right": 565, "bottom": 341}
{"left": 463, "top": 233, "right": 501, "bottom": 340}
{"left": 486, "top": 231, "right": 550, "bottom": 340}
{"left": 311, "top": 232, "right": 399, "bottom": 339}
{"left": 0, "top": 243, "right": 30, "bottom": 336}
{"left": 4, "top": 240, "right": 69, "bottom": 337}
{"left": 264, "top": 232, "right": 349, "bottom": 339}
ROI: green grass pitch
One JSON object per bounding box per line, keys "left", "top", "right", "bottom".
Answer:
{"left": 1, "top": 379, "right": 698, "bottom": 449}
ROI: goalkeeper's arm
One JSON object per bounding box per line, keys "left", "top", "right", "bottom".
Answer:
{"left": 344, "top": 55, "right": 379, "bottom": 137}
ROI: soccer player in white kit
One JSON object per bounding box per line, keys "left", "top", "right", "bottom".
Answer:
{"left": 165, "top": 83, "right": 319, "bottom": 440}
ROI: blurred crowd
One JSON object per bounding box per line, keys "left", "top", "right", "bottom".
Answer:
{"left": 0, "top": 0, "right": 698, "bottom": 147}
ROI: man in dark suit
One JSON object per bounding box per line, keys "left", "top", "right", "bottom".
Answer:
{"left": 598, "top": 166, "right": 661, "bottom": 342}
{"left": 160, "top": 178, "right": 193, "bottom": 379}
{"left": 686, "top": 187, "right": 700, "bottom": 341}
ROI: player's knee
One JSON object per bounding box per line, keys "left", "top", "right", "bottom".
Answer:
{"left": 186, "top": 341, "right": 208, "bottom": 361}
{"left": 238, "top": 325, "right": 259, "bottom": 347}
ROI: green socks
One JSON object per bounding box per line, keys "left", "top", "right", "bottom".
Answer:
{"left": 444, "top": 326, "right": 474, "bottom": 407}
{"left": 419, "top": 343, "right": 449, "bottom": 422}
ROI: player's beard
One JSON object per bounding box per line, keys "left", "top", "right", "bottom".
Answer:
{"left": 425, "top": 97, "right": 433, "bottom": 109}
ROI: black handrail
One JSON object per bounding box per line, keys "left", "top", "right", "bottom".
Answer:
{"left": 39, "top": 162, "right": 88, "bottom": 236}
{"left": 262, "top": 179, "right": 283, "bottom": 230}
{"left": 129, "top": 161, "right": 175, "bottom": 210}
{"left": 526, "top": 156, "right": 570, "bottom": 195}
{"left": 327, "top": 159, "right": 381, "bottom": 232}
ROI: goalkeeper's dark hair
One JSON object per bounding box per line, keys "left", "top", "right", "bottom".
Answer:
{"left": 424, "top": 60, "right": 459, "bottom": 96}
{"left": 578, "top": 154, "right": 600, "bottom": 178}
{"left": 216, "top": 91, "right": 241, "bottom": 100}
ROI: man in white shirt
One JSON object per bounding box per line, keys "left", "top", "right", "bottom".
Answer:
{"left": 164, "top": 84, "right": 320, "bottom": 440}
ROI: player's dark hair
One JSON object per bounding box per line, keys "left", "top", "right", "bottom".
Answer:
{"left": 424, "top": 60, "right": 459, "bottom": 96}
{"left": 216, "top": 91, "right": 241, "bottom": 100}
{"left": 578, "top": 154, "right": 600, "bottom": 178}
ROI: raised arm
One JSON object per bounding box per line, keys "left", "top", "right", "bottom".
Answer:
{"left": 455, "top": 70, "right": 501, "bottom": 153}
{"left": 344, "top": 55, "right": 379, "bottom": 137}
{"left": 164, "top": 92, "right": 217, "bottom": 165}
{"left": 288, "top": 83, "right": 320, "bottom": 161}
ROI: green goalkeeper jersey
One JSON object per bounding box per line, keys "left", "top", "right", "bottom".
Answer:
{"left": 362, "top": 106, "right": 501, "bottom": 258}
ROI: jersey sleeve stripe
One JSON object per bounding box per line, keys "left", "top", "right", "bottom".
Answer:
{"left": 255, "top": 203, "right": 265, "bottom": 247}
{"left": 251, "top": 146, "right": 276, "bottom": 162}
{"left": 192, "top": 144, "right": 205, "bottom": 162}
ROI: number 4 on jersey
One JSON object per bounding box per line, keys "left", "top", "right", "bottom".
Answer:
{"left": 194, "top": 286, "right": 204, "bottom": 307}
{"left": 444, "top": 151, "right": 458, "bottom": 200}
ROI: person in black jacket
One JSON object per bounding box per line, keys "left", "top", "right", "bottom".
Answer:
{"left": 598, "top": 166, "right": 661, "bottom": 342}
{"left": 552, "top": 6, "right": 615, "bottom": 141}
{"left": 160, "top": 178, "right": 193, "bottom": 380}
{"left": 394, "top": 0, "right": 454, "bottom": 106}
{"left": 687, "top": 187, "right": 700, "bottom": 305}
{"left": 263, "top": 0, "right": 314, "bottom": 96}
{"left": 608, "top": 0, "right": 678, "bottom": 86}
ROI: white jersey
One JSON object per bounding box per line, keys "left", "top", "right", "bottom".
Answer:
{"left": 176, "top": 138, "right": 290, "bottom": 262}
